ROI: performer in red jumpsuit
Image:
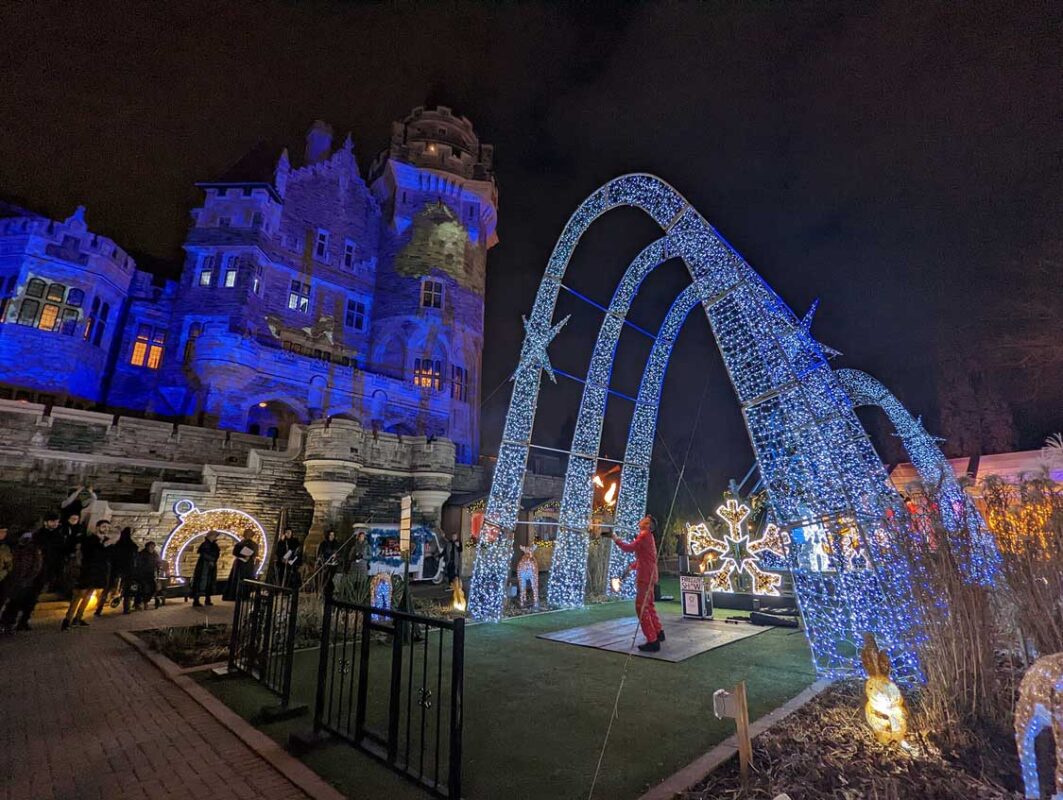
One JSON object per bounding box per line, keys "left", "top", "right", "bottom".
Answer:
{"left": 604, "top": 514, "right": 664, "bottom": 652}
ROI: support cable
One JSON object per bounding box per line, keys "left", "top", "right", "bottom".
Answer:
{"left": 587, "top": 371, "right": 713, "bottom": 799}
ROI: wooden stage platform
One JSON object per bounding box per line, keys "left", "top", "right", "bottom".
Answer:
{"left": 536, "top": 612, "right": 768, "bottom": 662}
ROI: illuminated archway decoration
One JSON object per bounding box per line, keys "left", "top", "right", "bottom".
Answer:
{"left": 161, "top": 500, "right": 269, "bottom": 581}
{"left": 684, "top": 499, "right": 789, "bottom": 596}
{"left": 469, "top": 173, "right": 923, "bottom": 680}
{"left": 837, "top": 368, "right": 1000, "bottom": 584}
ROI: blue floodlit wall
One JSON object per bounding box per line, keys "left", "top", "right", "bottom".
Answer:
{"left": 0, "top": 109, "right": 496, "bottom": 465}
{"left": 469, "top": 173, "right": 922, "bottom": 680}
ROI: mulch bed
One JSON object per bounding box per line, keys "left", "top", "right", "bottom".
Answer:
{"left": 688, "top": 681, "right": 1026, "bottom": 800}
{"left": 136, "top": 624, "right": 231, "bottom": 668}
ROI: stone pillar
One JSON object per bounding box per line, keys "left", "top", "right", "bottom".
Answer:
{"left": 302, "top": 418, "right": 364, "bottom": 550}
{"left": 411, "top": 488, "right": 451, "bottom": 526}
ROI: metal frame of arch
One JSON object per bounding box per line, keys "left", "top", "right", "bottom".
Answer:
{"left": 469, "top": 173, "right": 921, "bottom": 680}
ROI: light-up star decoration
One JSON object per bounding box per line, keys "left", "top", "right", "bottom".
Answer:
{"left": 685, "top": 498, "right": 789, "bottom": 596}
{"left": 512, "top": 314, "right": 570, "bottom": 383}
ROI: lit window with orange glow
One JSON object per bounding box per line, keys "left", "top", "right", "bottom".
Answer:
{"left": 413, "top": 357, "right": 442, "bottom": 390}
{"left": 130, "top": 324, "right": 165, "bottom": 369}
{"left": 37, "top": 303, "right": 59, "bottom": 331}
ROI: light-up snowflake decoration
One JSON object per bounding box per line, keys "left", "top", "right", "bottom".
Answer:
{"left": 686, "top": 499, "right": 789, "bottom": 596}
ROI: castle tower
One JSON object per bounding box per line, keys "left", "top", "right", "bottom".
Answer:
{"left": 367, "top": 106, "right": 498, "bottom": 464}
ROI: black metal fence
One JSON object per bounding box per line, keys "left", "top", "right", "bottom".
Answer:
{"left": 312, "top": 596, "right": 465, "bottom": 798}
{"left": 228, "top": 579, "right": 299, "bottom": 707}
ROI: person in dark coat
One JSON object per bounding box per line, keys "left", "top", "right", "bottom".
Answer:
{"left": 0, "top": 532, "right": 43, "bottom": 632}
{"left": 443, "top": 531, "right": 463, "bottom": 584}
{"left": 133, "top": 541, "right": 159, "bottom": 610}
{"left": 189, "top": 531, "right": 221, "bottom": 607}
{"left": 62, "top": 520, "right": 111, "bottom": 630}
{"left": 54, "top": 510, "right": 85, "bottom": 595}
{"left": 349, "top": 529, "right": 369, "bottom": 578}
{"left": 275, "top": 528, "right": 303, "bottom": 589}
{"left": 33, "top": 512, "right": 65, "bottom": 591}
{"left": 0, "top": 526, "right": 13, "bottom": 616}
{"left": 315, "top": 529, "right": 341, "bottom": 595}
{"left": 223, "top": 534, "right": 258, "bottom": 601}
{"left": 99, "top": 526, "right": 138, "bottom": 616}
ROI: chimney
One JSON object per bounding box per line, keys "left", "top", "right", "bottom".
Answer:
{"left": 305, "top": 120, "right": 334, "bottom": 164}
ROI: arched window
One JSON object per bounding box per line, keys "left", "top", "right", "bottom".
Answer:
{"left": 92, "top": 303, "right": 109, "bottom": 347}
{"left": 37, "top": 303, "right": 60, "bottom": 331}
{"left": 130, "top": 323, "right": 166, "bottom": 369}
{"left": 183, "top": 322, "right": 202, "bottom": 364}
{"left": 59, "top": 308, "right": 78, "bottom": 335}
{"left": 17, "top": 299, "right": 39, "bottom": 326}
{"left": 13, "top": 280, "right": 84, "bottom": 334}
{"left": 83, "top": 297, "right": 100, "bottom": 341}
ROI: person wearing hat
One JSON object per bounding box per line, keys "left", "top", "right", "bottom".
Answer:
{"left": 602, "top": 514, "right": 665, "bottom": 652}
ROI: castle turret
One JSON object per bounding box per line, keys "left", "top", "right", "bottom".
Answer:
{"left": 304, "top": 120, "right": 333, "bottom": 165}
{"left": 368, "top": 106, "right": 499, "bottom": 464}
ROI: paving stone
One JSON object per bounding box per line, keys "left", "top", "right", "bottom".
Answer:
{"left": 0, "top": 600, "right": 311, "bottom": 800}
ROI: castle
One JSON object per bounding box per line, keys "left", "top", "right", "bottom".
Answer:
{"left": 0, "top": 106, "right": 497, "bottom": 465}
{"left": 0, "top": 107, "right": 565, "bottom": 562}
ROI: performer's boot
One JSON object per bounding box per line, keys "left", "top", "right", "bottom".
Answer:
{"left": 657, "top": 630, "right": 666, "bottom": 642}
{"left": 638, "top": 640, "right": 661, "bottom": 652}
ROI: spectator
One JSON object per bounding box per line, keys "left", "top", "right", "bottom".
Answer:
{"left": 154, "top": 551, "right": 170, "bottom": 608}
{"left": 314, "top": 529, "right": 341, "bottom": 594}
{"left": 61, "top": 484, "right": 99, "bottom": 529}
{"left": 62, "top": 520, "right": 111, "bottom": 630}
{"left": 0, "top": 532, "right": 43, "bottom": 633}
{"left": 132, "top": 541, "right": 159, "bottom": 611}
{"left": 0, "top": 526, "right": 13, "bottom": 616}
{"left": 98, "top": 526, "right": 137, "bottom": 616}
{"left": 222, "top": 534, "right": 258, "bottom": 601}
{"left": 34, "top": 512, "right": 65, "bottom": 591}
{"left": 350, "top": 529, "right": 369, "bottom": 579}
{"left": 443, "top": 531, "right": 463, "bottom": 585}
{"left": 189, "top": 531, "right": 220, "bottom": 608}
{"left": 55, "top": 511, "right": 86, "bottom": 594}
{"left": 275, "top": 527, "right": 303, "bottom": 588}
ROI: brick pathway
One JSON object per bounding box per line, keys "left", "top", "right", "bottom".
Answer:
{"left": 0, "top": 597, "right": 312, "bottom": 800}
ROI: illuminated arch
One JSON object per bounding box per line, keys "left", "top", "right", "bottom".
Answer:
{"left": 470, "top": 173, "right": 921, "bottom": 680}
{"left": 161, "top": 500, "right": 268, "bottom": 581}
{"left": 837, "top": 368, "right": 999, "bottom": 583}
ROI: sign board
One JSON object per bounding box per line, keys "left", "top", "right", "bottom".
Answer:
{"left": 680, "top": 573, "right": 712, "bottom": 619}
{"left": 399, "top": 495, "right": 412, "bottom": 555}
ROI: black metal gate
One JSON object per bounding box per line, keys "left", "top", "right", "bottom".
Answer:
{"left": 228, "top": 579, "right": 299, "bottom": 707}
{"left": 311, "top": 596, "right": 465, "bottom": 798}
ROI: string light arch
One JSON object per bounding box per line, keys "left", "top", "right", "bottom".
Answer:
{"left": 469, "top": 173, "right": 921, "bottom": 680}
{"left": 161, "top": 500, "right": 269, "bottom": 581}
{"left": 836, "top": 368, "right": 1000, "bottom": 585}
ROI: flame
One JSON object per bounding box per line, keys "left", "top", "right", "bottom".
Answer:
{"left": 450, "top": 578, "right": 467, "bottom": 612}
{"left": 592, "top": 475, "right": 605, "bottom": 488}
{"left": 604, "top": 482, "right": 617, "bottom": 507}
{"left": 610, "top": 577, "right": 622, "bottom": 593}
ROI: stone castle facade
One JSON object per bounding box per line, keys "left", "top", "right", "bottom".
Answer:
{"left": 0, "top": 106, "right": 497, "bottom": 466}
{"left": 0, "top": 106, "right": 567, "bottom": 558}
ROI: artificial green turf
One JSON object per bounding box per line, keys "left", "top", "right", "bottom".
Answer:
{"left": 203, "top": 577, "right": 816, "bottom": 800}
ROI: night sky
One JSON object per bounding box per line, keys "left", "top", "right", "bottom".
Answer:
{"left": 2, "top": 2, "right": 1060, "bottom": 519}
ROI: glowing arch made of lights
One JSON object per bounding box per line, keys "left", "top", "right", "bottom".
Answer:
{"left": 161, "top": 500, "right": 269, "bottom": 581}
{"left": 837, "top": 368, "right": 1000, "bottom": 584}
{"left": 468, "top": 173, "right": 923, "bottom": 681}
